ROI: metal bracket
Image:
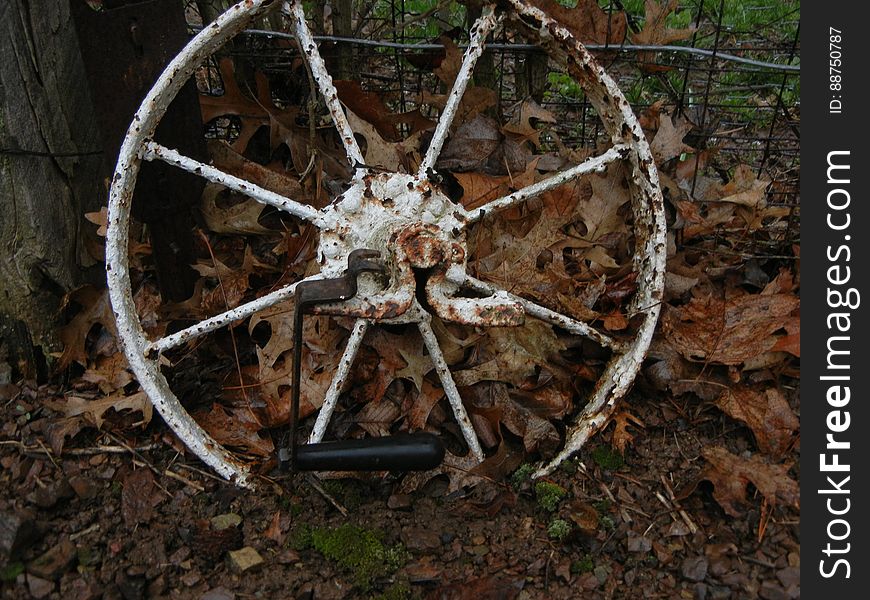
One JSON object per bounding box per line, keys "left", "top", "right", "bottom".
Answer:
{"left": 278, "top": 249, "right": 445, "bottom": 472}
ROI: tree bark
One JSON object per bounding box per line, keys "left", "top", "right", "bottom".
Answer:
{"left": 0, "top": 1, "right": 103, "bottom": 377}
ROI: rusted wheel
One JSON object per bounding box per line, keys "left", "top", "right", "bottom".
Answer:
{"left": 106, "top": 0, "right": 666, "bottom": 487}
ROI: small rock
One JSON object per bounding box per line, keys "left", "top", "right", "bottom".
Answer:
{"left": 401, "top": 527, "right": 442, "bottom": 552}
{"left": 148, "top": 575, "right": 167, "bottom": 597}
{"left": 227, "top": 547, "right": 264, "bottom": 574}
{"left": 776, "top": 566, "right": 799, "bottom": 589}
{"left": 387, "top": 493, "right": 412, "bottom": 510}
{"left": 275, "top": 549, "right": 300, "bottom": 565}
{"left": 181, "top": 570, "right": 201, "bottom": 587}
{"left": 471, "top": 534, "right": 486, "bottom": 545}
{"left": 118, "top": 576, "right": 146, "bottom": 600}
{"left": 202, "top": 586, "right": 235, "bottom": 600}
{"left": 680, "top": 556, "right": 709, "bottom": 582}
{"left": 759, "top": 581, "right": 790, "bottom": 600}
{"left": 27, "top": 478, "right": 75, "bottom": 509}
{"left": 28, "top": 538, "right": 76, "bottom": 580}
{"left": 626, "top": 533, "right": 652, "bottom": 553}
{"left": 593, "top": 565, "right": 610, "bottom": 585}
{"left": 169, "top": 546, "right": 191, "bottom": 566}
{"left": 470, "top": 545, "right": 489, "bottom": 557}
{"left": 694, "top": 583, "right": 708, "bottom": 600}
{"left": 0, "top": 511, "right": 39, "bottom": 557}
{"left": 69, "top": 476, "right": 99, "bottom": 501}
{"left": 211, "top": 513, "right": 242, "bottom": 531}
{"left": 27, "top": 574, "right": 55, "bottom": 599}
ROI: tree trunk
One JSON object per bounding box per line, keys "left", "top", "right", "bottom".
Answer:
{"left": 0, "top": 1, "right": 104, "bottom": 378}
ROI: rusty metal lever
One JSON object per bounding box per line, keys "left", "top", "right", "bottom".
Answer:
{"left": 279, "top": 249, "right": 445, "bottom": 472}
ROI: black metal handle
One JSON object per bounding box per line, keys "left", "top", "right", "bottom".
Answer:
{"left": 291, "top": 433, "right": 445, "bottom": 472}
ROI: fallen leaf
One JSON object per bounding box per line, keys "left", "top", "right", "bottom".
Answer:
{"left": 650, "top": 111, "right": 693, "bottom": 163}
{"left": 662, "top": 293, "right": 800, "bottom": 365}
{"left": 194, "top": 403, "right": 274, "bottom": 457}
{"left": 684, "top": 446, "right": 799, "bottom": 517}
{"left": 121, "top": 468, "right": 157, "bottom": 529}
{"left": 57, "top": 286, "right": 117, "bottom": 372}
{"left": 529, "top": 0, "right": 627, "bottom": 45}
{"left": 46, "top": 391, "right": 153, "bottom": 430}
{"left": 610, "top": 409, "right": 645, "bottom": 454}
{"left": 634, "top": 0, "right": 696, "bottom": 45}
{"left": 714, "top": 387, "right": 798, "bottom": 456}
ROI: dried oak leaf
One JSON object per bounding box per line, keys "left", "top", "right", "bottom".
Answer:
{"left": 529, "top": 0, "right": 627, "bottom": 45}
{"left": 199, "top": 58, "right": 272, "bottom": 152}
{"left": 714, "top": 386, "right": 798, "bottom": 457}
{"left": 633, "top": 0, "right": 696, "bottom": 45}
{"left": 45, "top": 391, "right": 153, "bottom": 431}
{"left": 662, "top": 293, "right": 799, "bottom": 365}
{"left": 422, "top": 38, "right": 497, "bottom": 125}
{"left": 57, "top": 286, "right": 117, "bottom": 372}
{"left": 503, "top": 99, "right": 557, "bottom": 150}
{"left": 194, "top": 403, "right": 274, "bottom": 457}
{"left": 685, "top": 446, "right": 799, "bottom": 517}
{"left": 201, "top": 184, "right": 272, "bottom": 235}
{"left": 438, "top": 114, "right": 528, "bottom": 175}
{"left": 345, "top": 107, "right": 423, "bottom": 172}
{"left": 650, "top": 111, "right": 693, "bottom": 163}
{"left": 610, "top": 409, "right": 645, "bottom": 454}
{"left": 121, "top": 467, "right": 158, "bottom": 529}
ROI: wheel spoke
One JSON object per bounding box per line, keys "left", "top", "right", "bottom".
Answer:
{"left": 464, "top": 144, "right": 628, "bottom": 224}
{"left": 284, "top": 0, "right": 365, "bottom": 168}
{"left": 463, "top": 276, "right": 620, "bottom": 351}
{"left": 308, "top": 319, "right": 369, "bottom": 444}
{"left": 417, "top": 5, "right": 500, "bottom": 177}
{"left": 148, "top": 274, "right": 323, "bottom": 354}
{"left": 418, "top": 317, "right": 484, "bottom": 462}
{"left": 144, "top": 141, "right": 323, "bottom": 224}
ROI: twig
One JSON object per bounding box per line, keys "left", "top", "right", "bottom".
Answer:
{"left": 304, "top": 473, "right": 348, "bottom": 517}
{"left": 174, "top": 462, "right": 228, "bottom": 484}
{"left": 660, "top": 475, "right": 699, "bottom": 534}
{"left": 35, "top": 439, "right": 59, "bottom": 470}
{"left": 70, "top": 524, "right": 100, "bottom": 542}
{"left": 164, "top": 468, "right": 205, "bottom": 493}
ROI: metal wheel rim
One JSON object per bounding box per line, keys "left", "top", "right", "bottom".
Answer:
{"left": 106, "top": 0, "right": 666, "bottom": 488}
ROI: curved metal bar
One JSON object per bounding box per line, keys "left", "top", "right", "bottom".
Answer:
{"left": 106, "top": 0, "right": 281, "bottom": 488}
{"left": 417, "top": 5, "right": 500, "bottom": 177}
{"left": 144, "top": 142, "right": 323, "bottom": 225}
{"left": 283, "top": 0, "right": 365, "bottom": 168}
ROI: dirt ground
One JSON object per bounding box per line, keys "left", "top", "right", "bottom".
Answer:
{"left": 0, "top": 378, "right": 800, "bottom": 600}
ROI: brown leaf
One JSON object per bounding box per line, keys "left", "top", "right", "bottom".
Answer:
{"left": 610, "top": 409, "right": 644, "bottom": 454}
{"left": 84, "top": 207, "right": 108, "bottom": 237}
{"left": 503, "top": 99, "right": 557, "bottom": 150}
{"left": 194, "top": 403, "right": 274, "bottom": 457}
{"left": 633, "top": 0, "right": 696, "bottom": 46}
{"left": 717, "top": 164, "right": 770, "bottom": 208}
{"left": 686, "top": 446, "right": 799, "bottom": 517}
{"left": 199, "top": 59, "right": 271, "bottom": 152}
{"left": 529, "top": 0, "right": 627, "bottom": 45}
{"left": 45, "top": 391, "right": 153, "bottom": 431}
{"left": 650, "top": 112, "right": 693, "bottom": 163}
{"left": 714, "top": 387, "right": 798, "bottom": 456}
{"left": 121, "top": 468, "right": 156, "bottom": 529}
{"left": 662, "top": 293, "right": 800, "bottom": 365}
{"left": 57, "top": 286, "right": 117, "bottom": 372}
{"left": 263, "top": 511, "right": 284, "bottom": 545}
{"left": 426, "top": 575, "right": 524, "bottom": 600}
{"left": 207, "top": 140, "right": 305, "bottom": 202}
{"left": 200, "top": 184, "right": 271, "bottom": 235}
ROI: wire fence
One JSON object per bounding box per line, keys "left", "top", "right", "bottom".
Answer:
{"left": 187, "top": 0, "right": 800, "bottom": 254}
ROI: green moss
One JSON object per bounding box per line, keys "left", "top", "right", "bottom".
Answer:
{"left": 571, "top": 555, "right": 595, "bottom": 575}
{"left": 309, "top": 524, "right": 409, "bottom": 591}
{"left": 373, "top": 580, "right": 413, "bottom": 600}
{"left": 599, "top": 514, "right": 616, "bottom": 531}
{"left": 510, "top": 463, "right": 535, "bottom": 489}
{"left": 0, "top": 562, "right": 24, "bottom": 582}
{"left": 547, "top": 518, "right": 572, "bottom": 541}
{"left": 534, "top": 481, "right": 568, "bottom": 512}
{"left": 591, "top": 446, "right": 624, "bottom": 471}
